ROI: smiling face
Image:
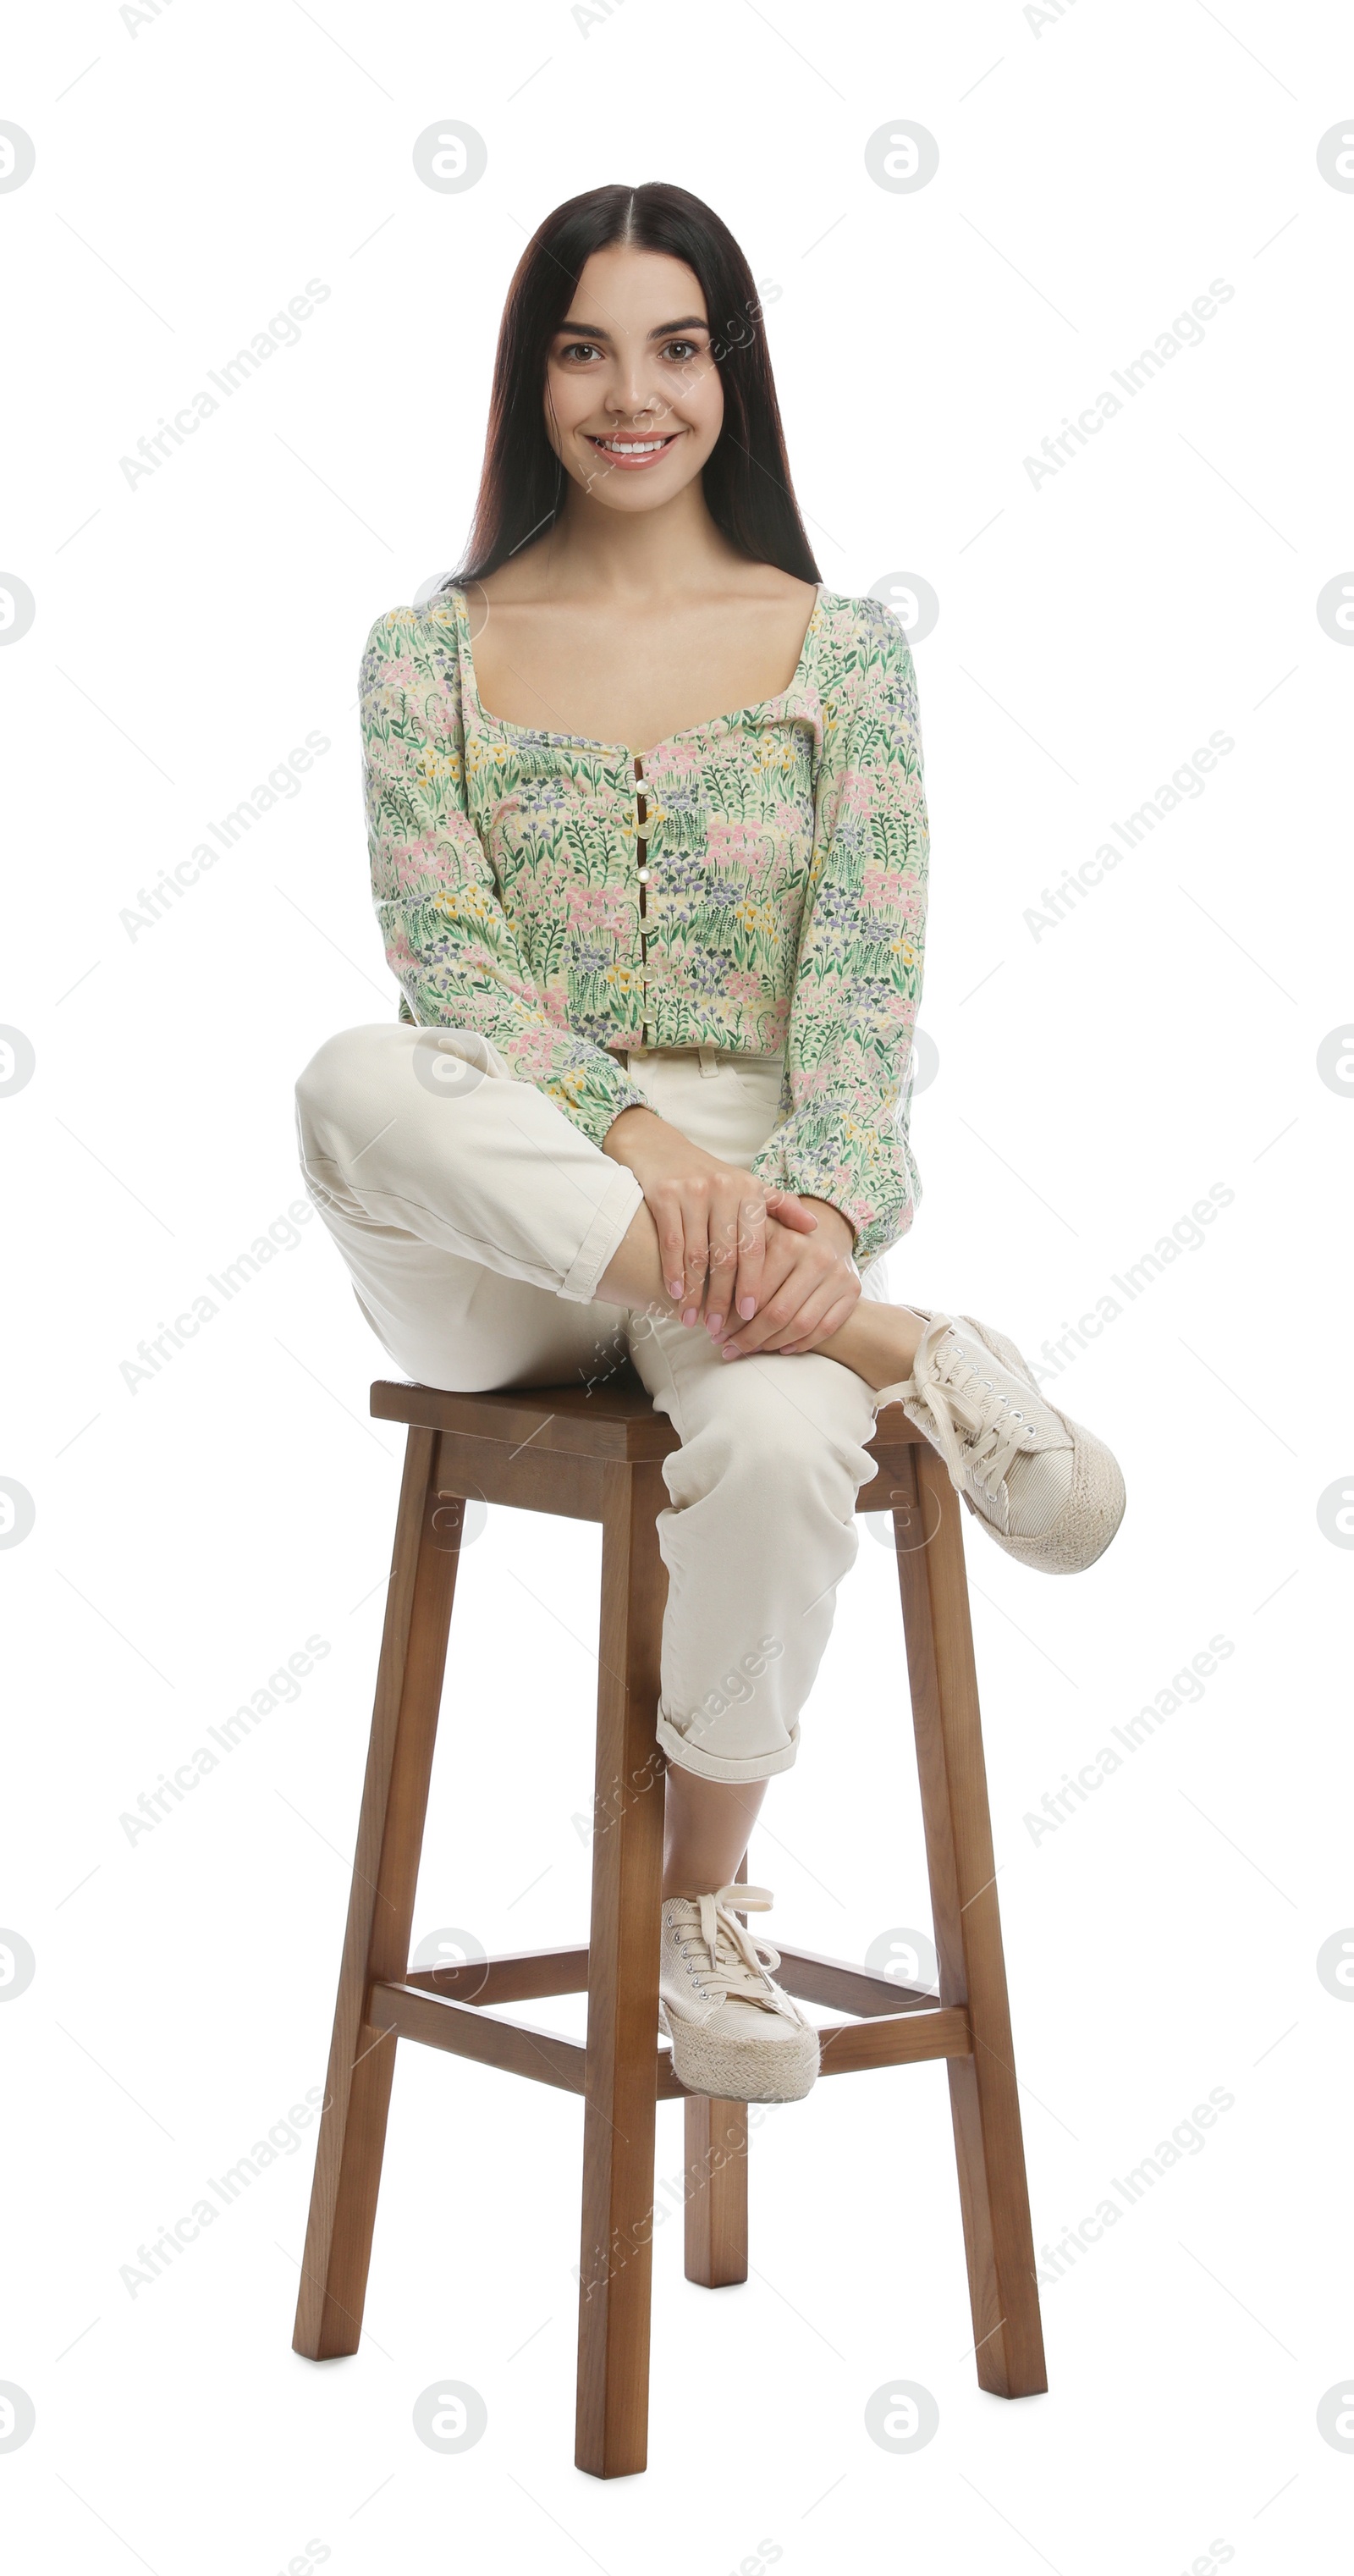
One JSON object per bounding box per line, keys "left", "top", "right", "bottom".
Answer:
{"left": 543, "top": 245, "right": 724, "bottom": 514}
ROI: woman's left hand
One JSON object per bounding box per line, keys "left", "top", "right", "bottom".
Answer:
{"left": 715, "top": 1198, "right": 861, "bottom": 1357}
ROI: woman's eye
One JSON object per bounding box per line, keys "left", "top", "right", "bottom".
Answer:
{"left": 663, "top": 339, "right": 700, "bottom": 362}
{"left": 559, "top": 341, "right": 599, "bottom": 363}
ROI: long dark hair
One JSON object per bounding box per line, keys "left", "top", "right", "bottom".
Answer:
{"left": 451, "top": 182, "right": 820, "bottom": 585}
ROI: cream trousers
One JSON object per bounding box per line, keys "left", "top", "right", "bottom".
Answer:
{"left": 293, "top": 1023, "right": 891, "bottom": 1783}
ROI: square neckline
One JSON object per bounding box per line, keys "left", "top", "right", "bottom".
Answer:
{"left": 443, "top": 580, "right": 826, "bottom": 764}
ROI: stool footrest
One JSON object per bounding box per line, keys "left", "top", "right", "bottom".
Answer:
{"left": 372, "top": 1980, "right": 690, "bottom": 2099}
{"left": 399, "top": 1941, "right": 939, "bottom": 2018}
{"left": 772, "top": 1944, "right": 942, "bottom": 2019}
{"left": 816, "top": 2005, "right": 971, "bottom": 2072}
{"left": 370, "top": 1973, "right": 971, "bottom": 2093}
{"left": 370, "top": 1982, "right": 588, "bottom": 2093}
{"left": 401, "top": 1944, "right": 589, "bottom": 2005}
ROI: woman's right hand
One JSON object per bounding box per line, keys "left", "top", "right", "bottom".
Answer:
{"left": 602, "top": 1105, "right": 817, "bottom": 1336}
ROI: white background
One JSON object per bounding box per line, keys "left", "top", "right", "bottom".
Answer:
{"left": 3, "top": 3, "right": 1351, "bottom": 2570}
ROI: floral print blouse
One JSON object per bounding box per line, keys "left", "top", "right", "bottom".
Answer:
{"left": 361, "top": 584, "right": 928, "bottom": 1264}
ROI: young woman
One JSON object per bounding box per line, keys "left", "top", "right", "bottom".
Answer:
{"left": 294, "top": 181, "right": 1124, "bottom": 2110}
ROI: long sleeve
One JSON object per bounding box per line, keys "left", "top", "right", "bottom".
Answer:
{"left": 361, "top": 607, "right": 649, "bottom": 1147}
{"left": 749, "top": 599, "right": 928, "bottom": 1266}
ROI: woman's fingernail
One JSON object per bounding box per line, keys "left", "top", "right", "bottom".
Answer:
{"left": 738, "top": 1296, "right": 756, "bottom": 1319}
{"left": 681, "top": 1306, "right": 697, "bottom": 1327}
{"left": 707, "top": 1313, "right": 724, "bottom": 1337}
{"left": 720, "top": 1342, "right": 740, "bottom": 1360}
{"left": 667, "top": 1278, "right": 683, "bottom": 1299}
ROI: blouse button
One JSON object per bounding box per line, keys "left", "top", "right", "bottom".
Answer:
{"left": 637, "top": 868, "right": 650, "bottom": 884}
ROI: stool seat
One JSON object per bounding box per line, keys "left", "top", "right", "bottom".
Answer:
{"left": 371, "top": 1365, "right": 925, "bottom": 1454}
{"left": 293, "top": 1374, "right": 1047, "bottom": 2476}
{"left": 371, "top": 1364, "right": 686, "bottom": 1454}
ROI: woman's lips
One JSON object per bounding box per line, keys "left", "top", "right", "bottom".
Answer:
{"left": 584, "top": 432, "right": 680, "bottom": 472}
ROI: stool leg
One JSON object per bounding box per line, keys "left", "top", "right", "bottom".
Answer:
{"left": 892, "top": 1445, "right": 1049, "bottom": 2399}
{"left": 293, "top": 1427, "right": 460, "bottom": 2360}
{"left": 684, "top": 1847, "right": 749, "bottom": 2287}
{"left": 683, "top": 2097, "right": 749, "bottom": 2285}
{"left": 575, "top": 1459, "right": 668, "bottom": 2479}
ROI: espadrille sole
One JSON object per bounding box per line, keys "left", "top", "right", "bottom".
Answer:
{"left": 659, "top": 2000, "right": 820, "bottom": 2103}
{"left": 951, "top": 1313, "right": 1126, "bottom": 1574}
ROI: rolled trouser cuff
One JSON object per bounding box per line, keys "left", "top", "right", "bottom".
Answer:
{"left": 655, "top": 1708, "right": 801, "bottom": 1783}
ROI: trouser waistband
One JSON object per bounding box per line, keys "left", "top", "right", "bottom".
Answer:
{"left": 618, "top": 1043, "right": 784, "bottom": 1078}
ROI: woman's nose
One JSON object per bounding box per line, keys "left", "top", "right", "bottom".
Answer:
{"left": 607, "top": 363, "right": 664, "bottom": 422}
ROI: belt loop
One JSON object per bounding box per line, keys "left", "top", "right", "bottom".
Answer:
{"left": 697, "top": 1044, "right": 718, "bottom": 1078}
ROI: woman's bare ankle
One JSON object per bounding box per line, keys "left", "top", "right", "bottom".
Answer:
{"left": 820, "top": 1300, "right": 926, "bottom": 1390}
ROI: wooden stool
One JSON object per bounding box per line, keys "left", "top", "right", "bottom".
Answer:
{"left": 292, "top": 1373, "right": 1047, "bottom": 2476}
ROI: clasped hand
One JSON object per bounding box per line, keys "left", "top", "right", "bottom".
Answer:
{"left": 604, "top": 1106, "right": 861, "bottom": 1357}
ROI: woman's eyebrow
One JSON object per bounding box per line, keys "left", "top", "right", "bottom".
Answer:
{"left": 552, "top": 315, "right": 711, "bottom": 339}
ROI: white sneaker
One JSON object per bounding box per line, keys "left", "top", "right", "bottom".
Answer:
{"left": 876, "top": 1310, "right": 1126, "bottom": 1574}
{"left": 658, "top": 1884, "right": 819, "bottom": 2104}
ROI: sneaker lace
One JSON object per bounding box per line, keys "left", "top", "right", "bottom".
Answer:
{"left": 671, "top": 1884, "right": 781, "bottom": 2005}
{"left": 915, "top": 1329, "right": 1037, "bottom": 1498}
